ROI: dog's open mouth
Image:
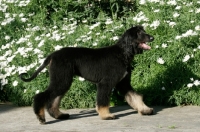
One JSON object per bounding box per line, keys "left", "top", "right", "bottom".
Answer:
{"left": 138, "top": 42, "right": 151, "bottom": 50}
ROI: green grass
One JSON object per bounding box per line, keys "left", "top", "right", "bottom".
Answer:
{"left": 0, "top": 0, "right": 200, "bottom": 108}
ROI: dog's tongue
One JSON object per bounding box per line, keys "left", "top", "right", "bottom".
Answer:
{"left": 138, "top": 43, "right": 151, "bottom": 50}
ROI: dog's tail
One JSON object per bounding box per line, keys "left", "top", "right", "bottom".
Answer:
{"left": 19, "top": 56, "right": 51, "bottom": 82}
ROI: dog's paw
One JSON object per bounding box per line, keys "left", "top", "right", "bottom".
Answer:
{"left": 139, "top": 108, "right": 154, "bottom": 115}
{"left": 37, "top": 116, "right": 46, "bottom": 125}
{"left": 57, "top": 113, "right": 70, "bottom": 120}
{"left": 100, "top": 114, "right": 116, "bottom": 120}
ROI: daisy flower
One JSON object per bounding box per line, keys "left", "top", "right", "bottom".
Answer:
{"left": 157, "top": 58, "right": 165, "bottom": 64}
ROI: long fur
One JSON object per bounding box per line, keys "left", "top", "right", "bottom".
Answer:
{"left": 19, "top": 25, "right": 154, "bottom": 124}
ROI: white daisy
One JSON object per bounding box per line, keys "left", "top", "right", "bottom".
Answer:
{"left": 79, "top": 77, "right": 85, "bottom": 81}
{"left": 157, "top": 58, "right": 165, "bottom": 64}
{"left": 182, "top": 55, "right": 190, "bottom": 62}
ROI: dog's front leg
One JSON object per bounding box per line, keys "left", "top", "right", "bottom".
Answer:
{"left": 125, "top": 90, "right": 153, "bottom": 115}
{"left": 115, "top": 73, "right": 153, "bottom": 115}
{"left": 96, "top": 105, "right": 115, "bottom": 120}
{"left": 96, "top": 83, "right": 115, "bottom": 120}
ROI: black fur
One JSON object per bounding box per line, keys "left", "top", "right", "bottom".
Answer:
{"left": 19, "top": 25, "right": 154, "bottom": 124}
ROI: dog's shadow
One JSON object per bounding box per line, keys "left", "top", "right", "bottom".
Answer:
{"left": 46, "top": 105, "right": 161, "bottom": 124}
{"left": 69, "top": 105, "right": 138, "bottom": 120}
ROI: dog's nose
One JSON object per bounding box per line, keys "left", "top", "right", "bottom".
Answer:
{"left": 150, "top": 36, "right": 154, "bottom": 41}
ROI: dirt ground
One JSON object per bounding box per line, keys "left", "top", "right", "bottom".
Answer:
{"left": 1, "top": 103, "right": 200, "bottom": 132}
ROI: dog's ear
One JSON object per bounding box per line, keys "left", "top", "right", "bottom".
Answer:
{"left": 124, "top": 33, "right": 134, "bottom": 46}
{"left": 137, "top": 30, "right": 141, "bottom": 36}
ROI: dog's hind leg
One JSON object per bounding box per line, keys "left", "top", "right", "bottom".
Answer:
{"left": 45, "top": 61, "right": 74, "bottom": 121}
{"left": 46, "top": 75, "right": 73, "bottom": 121}
{"left": 96, "top": 83, "right": 115, "bottom": 120}
{"left": 46, "top": 95, "right": 70, "bottom": 120}
{"left": 33, "top": 90, "right": 49, "bottom": 124}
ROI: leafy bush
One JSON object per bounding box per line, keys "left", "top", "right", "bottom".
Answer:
{"left": 0, "top": 0, "right": 200, "bottom": 108}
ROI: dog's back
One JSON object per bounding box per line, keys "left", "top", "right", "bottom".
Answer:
{"left": 50, "top": 45, "right": 126, "bottom": 83}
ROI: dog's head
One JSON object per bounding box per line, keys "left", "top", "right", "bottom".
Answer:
{"left": 122, "top": 25, "right": 154, "bottom": 54}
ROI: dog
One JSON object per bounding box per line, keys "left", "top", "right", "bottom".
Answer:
{"left": 19, "top": 25, "right": 154, "bottom": 124}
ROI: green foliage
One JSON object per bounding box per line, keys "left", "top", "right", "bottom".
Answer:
{"left": 0, "top": 84, "right": 8, "bottom": 102}
{"left": 0, "top": 0, "right": 200, "bottom": 108}
{"left": 61, "top": 78, "right": 96, "bottom": 109}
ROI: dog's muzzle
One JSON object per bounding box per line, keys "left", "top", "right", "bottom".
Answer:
{"left": 138, "top": 36, "right": 154, "bottom": 50}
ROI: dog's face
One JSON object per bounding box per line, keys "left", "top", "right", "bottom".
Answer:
{"left": 127, "top": 25, "right": 154, "bottom": 54}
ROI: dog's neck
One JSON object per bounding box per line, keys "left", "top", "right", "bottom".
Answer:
{"left": 115, "top": 42, "right": 135, "bottom": 65}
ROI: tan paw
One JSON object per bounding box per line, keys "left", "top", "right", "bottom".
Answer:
{"left": 138, "top": 108, "right": 154, "bottom": 115}
{"left": 100, "top": 114, "right": 116, "bottom": 120}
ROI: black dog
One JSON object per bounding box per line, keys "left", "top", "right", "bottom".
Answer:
{"left": 20, "top": 25, "right": 154, "bottom": 124}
